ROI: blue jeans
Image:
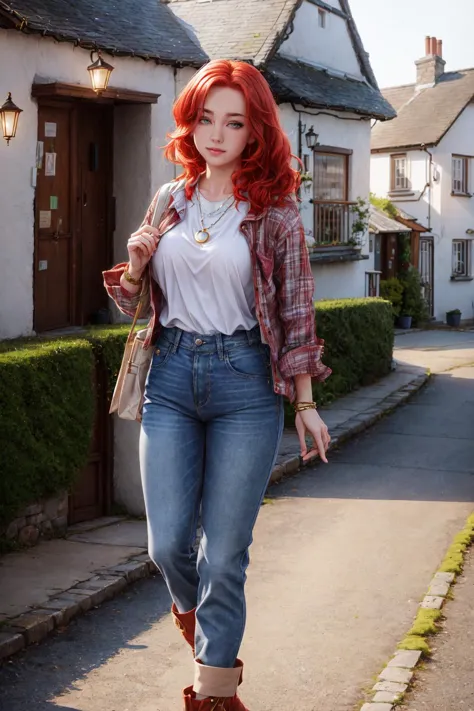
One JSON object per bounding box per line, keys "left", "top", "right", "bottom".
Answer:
{"left": 140, "top": 325, "right": 284, "bottom": 668}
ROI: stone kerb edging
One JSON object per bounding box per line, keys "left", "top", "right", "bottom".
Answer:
{"left": 360, "top": 512, "right": 474, "bottom": 710}
{"left": 0, "top": 554, "right": 158, "bottom": 661}
{"left": 0, "top": 371, "right": 430, "bottom": 663}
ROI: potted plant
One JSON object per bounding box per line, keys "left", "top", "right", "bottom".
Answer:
{"left": 398, "top": 314, "right": 412, "bottom": 329}
{"left": 446, "top": 309, "right": 462, "bottom": 327}
{"left": 398, "top": 267, "right": 429, "bottom": 329}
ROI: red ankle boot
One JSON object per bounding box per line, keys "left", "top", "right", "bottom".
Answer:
{"left": 172, "top": 603, "right": 196, "bottom": 652}
{"left": 182, "top": 686, "right": 249, "bottom": 710}
{"left": 182, "top": 659, "right": 248, "bottom": 710}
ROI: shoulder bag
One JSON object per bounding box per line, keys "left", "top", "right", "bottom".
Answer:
{"left": 109, "top": 181, "right": 176, "bottom": 422}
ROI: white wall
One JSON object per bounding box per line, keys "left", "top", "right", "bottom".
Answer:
{"left": 279, "top": 0, "right": 363, "bottom": 79}
{"left": 280, "top": 102, "right": 373, "bottom": 300}
{"left": 0, "top": 29, "right": 179, "bottom": 339}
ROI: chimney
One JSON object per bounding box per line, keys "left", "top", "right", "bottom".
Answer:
{"left": 416, "top": 36, "right": 446, "bottom": 87}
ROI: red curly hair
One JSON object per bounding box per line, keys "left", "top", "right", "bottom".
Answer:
{"left": 164, "top": 59, "right": 301, "bottom": 213}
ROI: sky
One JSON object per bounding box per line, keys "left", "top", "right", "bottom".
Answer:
{"left": 348, "top": 0, "right": 474, "bottom": 88}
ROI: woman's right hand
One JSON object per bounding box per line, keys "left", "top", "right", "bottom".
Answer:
{"left": 126, "top": 225, "right": 160, "bottom": 275}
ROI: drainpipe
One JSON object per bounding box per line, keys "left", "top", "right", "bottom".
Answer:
{"left": 421, "top": 143, "right": 433, "bottom": 231}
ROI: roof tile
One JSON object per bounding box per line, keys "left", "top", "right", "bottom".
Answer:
{"left": 0, "top": 0, "right": 207, "bottom": 65}
{"left": 372, "top": 69, "right": 474, "bottom": 150}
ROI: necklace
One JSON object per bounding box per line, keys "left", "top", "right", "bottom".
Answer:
{"left": 194, "top": 185, "right": 236, "bottom": 245}
{"left": 195, "top": 185, "right": 234, "bottom": 218}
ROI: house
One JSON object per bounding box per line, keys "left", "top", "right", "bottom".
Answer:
{"left": 371, "top": 36, "right": 474, "bottom": 323}
{"left": 0, "top": 0, "right": 206, "bottom": 340}
{"left": 169, "top": 0, "right": 395, "bottom": 300}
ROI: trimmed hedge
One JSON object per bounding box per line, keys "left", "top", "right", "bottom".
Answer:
{"left": 0, "top": 298, "right": 393, "bottom": 534}
{"left": 284, "top": 297, "right": 393, "bottom": 423}
{"left": 0, "top": 339, "right": 95, "bottom": 531}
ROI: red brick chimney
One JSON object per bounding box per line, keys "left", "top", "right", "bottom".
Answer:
{"left": 416, "top": 36, "right": 446, "bottom": 87}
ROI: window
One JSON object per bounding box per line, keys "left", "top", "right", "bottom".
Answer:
{"left": 303, "top": 153, "right": 310, "bottom": 172}
{"left": 390, "top": 154, "right": 409, "bottom": 191}
{"left": 313, "top": 152, "right": 348, "bottom": 201}
{"left": 318, "top": 9, "right": 326, "bottom": 27}
{"left": 452, "top": 239, "right": 472, "bottom": 277}
{"left": 452, "top": 156, "right": 469, "bottom": 194}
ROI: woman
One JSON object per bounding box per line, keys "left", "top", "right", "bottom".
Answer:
{"left": 103, "top": 59, "right": 331, "bottom": 711}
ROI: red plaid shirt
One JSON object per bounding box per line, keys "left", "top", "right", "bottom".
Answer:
{"left": 103, "top": 182, "right": 331, "bottom": 402}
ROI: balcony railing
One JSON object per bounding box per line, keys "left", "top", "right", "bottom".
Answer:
{"left": 313, "top": 200, "right": 357, "bottom": 246}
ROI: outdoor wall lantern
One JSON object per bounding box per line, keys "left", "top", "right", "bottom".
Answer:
{"left": 88, "top": 50, "right": 114, "bottom": 94}
{"left": 0, "top": 92, "right": 23, "bottom": 145}
{"left": 305, "top": 126, "right": 319, "bottom": 150}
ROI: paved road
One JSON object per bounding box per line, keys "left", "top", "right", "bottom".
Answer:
{"left": 0, "top": 331, "right": 473, "bottom": 711}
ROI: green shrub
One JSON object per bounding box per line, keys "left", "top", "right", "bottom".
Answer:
{"left": 87, "top": 325, "right": 130, "bottom": 394}
{"left": 0, "top": 340, "right": 95, "bottom": 530}
{"left": 0, "top": 327, "right": 131, "bottom": 542}
{"left": 400, "top": 267, "right": 429, "bottom": 324}
{"left": 380, "top": 278, "right": 404, "bottom": 319}
{"left": 284, "top": 297, "right": 393, "bottom": 424}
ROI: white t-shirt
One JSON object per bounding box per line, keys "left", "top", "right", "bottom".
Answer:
{"left": 151, "top": 192, "right": 258, "bottom": 335}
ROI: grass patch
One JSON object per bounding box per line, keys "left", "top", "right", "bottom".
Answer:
{"left": 438, "top": 514, "right": 474, "bottom": 574}
{"left": 408, "top": 608, "right": 442, "bottom": 636}
{"left": 398, "top": 635, "right": 431, "bottom": 655}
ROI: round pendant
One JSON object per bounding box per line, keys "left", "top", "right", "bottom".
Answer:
{"left": 194, "top": 229, "right": 210, "bottom": 245}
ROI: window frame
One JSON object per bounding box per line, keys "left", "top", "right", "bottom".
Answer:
{"left": 313, "top": 149, "right": 350, "bottom": 202}
{"left": 452, "top": 155, "right": 469, "bottom": 195}
{"left": 390, "top": 153, "right": 409, "bottom": 191}
{"left": 451, "top": 239, "right": 472, "bottom": 278}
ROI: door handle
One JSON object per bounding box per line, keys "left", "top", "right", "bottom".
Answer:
{"left": 83, "top": 192, "right": 88, "bottom": 207}
{"left": 53, "top": 217, "right": 63, "bottom": 241}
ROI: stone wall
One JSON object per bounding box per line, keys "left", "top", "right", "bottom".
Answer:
{"left": 3, "top": 492, "right": 68, "bottom": 546}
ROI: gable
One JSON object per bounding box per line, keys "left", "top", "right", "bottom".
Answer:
{"left": 279, "top": 0, "right": 363, "bottom": 80}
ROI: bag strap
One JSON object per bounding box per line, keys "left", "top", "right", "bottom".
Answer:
{"left": 126, "top": 181, "right": 182, "bottom": 343}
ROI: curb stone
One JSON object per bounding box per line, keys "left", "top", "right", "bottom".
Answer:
{"left": 270, "top": 371, "right": 430, "bottom": 485}
{"left": 0, "top": 371, "right": 430, "bottom": 664}
{"left": 0, "top": 558, "right": 154, "bottom": 662}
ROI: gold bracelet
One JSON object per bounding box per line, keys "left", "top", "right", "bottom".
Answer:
{"left": 294, "top": 401, "right": 317, "bottom": 412}
{"left": 123, "top": 265, "right": 143, "bottom": 286}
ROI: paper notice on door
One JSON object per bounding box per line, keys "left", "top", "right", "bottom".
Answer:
{"left": 50, "top": 196, "right": 58, "bottom": 210}
{"left": 39, "top": 210, "right": 52, "bottom": 229}
{"left": 45, "top": 122, "right": 57, "bottom": 138}
{"left": 45, "top": 153, "right": 56, "bottom": 177}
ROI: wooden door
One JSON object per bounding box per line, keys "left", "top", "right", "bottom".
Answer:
{"left": 34, "top": 102, "right": 113, "bottom": 331}
{"left": 382, "top": 233, "right": 398, "bottom": 280}
{"left": 68, "top": 360, "right": 112, "bottom": 524}
{"left": 76, "top": 104, "right": 113, "bottom": 325}
{"left": 34, "top": 105, "right": 73, "bottom": 332}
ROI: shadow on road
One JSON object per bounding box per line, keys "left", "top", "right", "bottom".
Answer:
{"left": 270, "top": 370, "right": 474, "bottom": 504}
{"left": 0, "top": 576, "right": 171, "bottom": 711}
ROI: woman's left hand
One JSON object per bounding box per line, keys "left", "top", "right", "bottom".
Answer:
{"left": 295, "top": 409, "right": 330, "bottom": 463}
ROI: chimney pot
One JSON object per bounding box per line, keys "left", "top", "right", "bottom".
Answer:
{"left": 437, "top": 39, "right": 443, "bottom": 57}
{"left": 425, "top": 36, "right": 431, "bottom": 55}
{"left": 430, "top": 36, "right": 438, "bottom": 55}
